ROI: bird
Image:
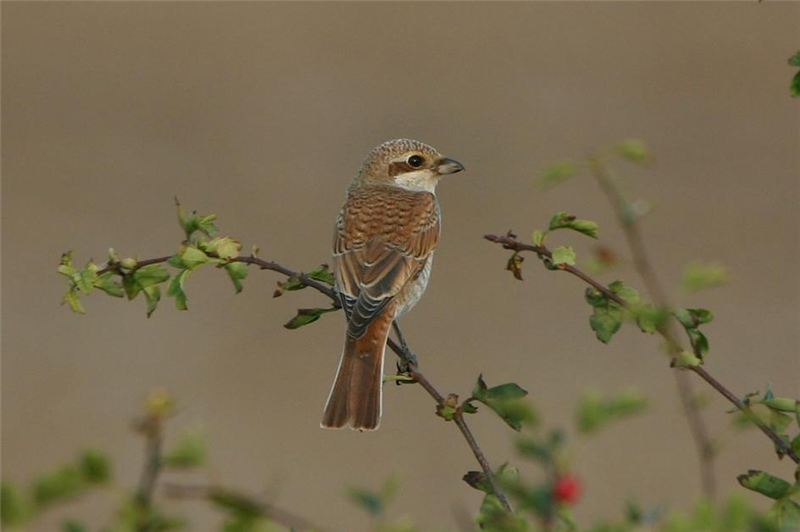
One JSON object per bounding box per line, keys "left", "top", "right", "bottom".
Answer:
{"left": 321, "top": 139, "right": 464, "bottom": 431}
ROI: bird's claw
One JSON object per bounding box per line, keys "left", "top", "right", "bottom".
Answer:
{"left": 395, "top": 348, "right": 418, "bottom": 384}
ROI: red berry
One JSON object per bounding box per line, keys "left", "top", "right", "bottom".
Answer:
{"left": 553, "top": 475, "right": 581, "bottom": 504}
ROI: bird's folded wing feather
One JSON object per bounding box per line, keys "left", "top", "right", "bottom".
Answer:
{"left": 333, "top": 187, "right": 440, "bottom": 338}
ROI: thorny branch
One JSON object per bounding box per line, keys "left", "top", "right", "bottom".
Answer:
{"left": 589, "top": 157, "right": 717, "bottom": 499}
{"left": 104, "top": 252, "right": 514, "bottom": 514}
{"left": 483, "top": 232, "right": 800, "bottom": 464}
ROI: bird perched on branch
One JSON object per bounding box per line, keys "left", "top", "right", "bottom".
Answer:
{"left": 321, "top": 139, "right": 464, "bottom": 431}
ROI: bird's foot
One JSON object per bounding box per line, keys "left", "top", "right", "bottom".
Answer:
{"left": 396, "top": 346, "right": 418, "bottom": 373}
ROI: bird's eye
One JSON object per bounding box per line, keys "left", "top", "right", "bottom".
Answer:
{"left": 407, "top": 155, "right": 424, "bottom": 168}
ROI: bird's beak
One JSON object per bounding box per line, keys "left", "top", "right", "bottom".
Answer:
{"left": 436, "top": 157, "right": 465, "bottom": 175}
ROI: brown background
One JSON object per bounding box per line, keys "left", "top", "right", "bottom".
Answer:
{"left": 2, "top": 2, "right": 799, "bottom": 531}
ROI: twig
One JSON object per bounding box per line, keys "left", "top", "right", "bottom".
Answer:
{"left": 99, "top": 252, "right": 514, "bottom": 513}
{"left": 402, "top": 357, "right": 512, "bottom": 513}
{"left": 483, "top": 232, "right": 800, "bottom": 464}
{"left": 135, "top": 414, "right": 165, "bottom": 532}
{"left": 590, "top": 158, "right": 717, "bottom": 499}
{"left": 162, "top": 483, "right": 334, "bottom": 532}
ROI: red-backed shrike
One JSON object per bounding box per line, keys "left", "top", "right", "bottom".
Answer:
{"left": 321, "top": 139, "right": 464, "bottom": 431}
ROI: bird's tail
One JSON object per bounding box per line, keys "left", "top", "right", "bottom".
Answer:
{"left": 321, "top": 311, "right": 392, "bottom": 431}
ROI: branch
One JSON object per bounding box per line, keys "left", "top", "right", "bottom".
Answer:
{"left": 400, "top": 355, "right": 511, "bottom": 512}
{"left": 134, "top": 412, "right": 165, "bottom": 532}
{"left": 483, "top": 232, "right": 800, "bottom": 464}
{"left": 162, "top": 483, "right": 334, "bottom": 532}
{"left": 100, "top": 251, "right": 514, "bottom": 513}
{"left": 590, "top": 158, "right": 717, "bottom": 499}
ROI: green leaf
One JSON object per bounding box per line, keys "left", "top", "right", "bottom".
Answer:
{"left": 737, "top": 470, "right": 795, "bottom": 500}
{"left": 532, "top": 230, "right": 546, "bottom": 247}
{"left": 691, "top": 308, "right": 714, "bottom": 325}
{"left": 608, "top": 280, "right": 640, "bottom": 305}
{"left": 615, "top": 139, "right": 652, "bottom": 166}
{"left": 515, "top": 436, "right": 552, "bottom": 464}
{"left": 171, "top": 245, "right": 210, "bottom": 270}
{"left": 589, "top": 306, "right": 623, "bottom": 344}
{"left": 791, "top": 51, "right": 800, "bottom": 98}
{"left": 167, "top": 269, "right": 191, "bottom": 310}
{"left": 475, "top": 492, "right": 529, "bottom": 532}
{"left": 79, "top": 449, "right": 111, "bottom": 484}
{"left": 204, "top": 237, "right": 242, "bottom": 260}
{"left": 568, "top": 219, "right": 599, "bottom": 240}
{"left": 93, "top": 272, "right": 124, "bottom": 298}
{"left": 672, "top": 308, "right": 694, "bottom": 329}
{"left": 59, "top": 251, "right": 76, "bottom": 270}
{"left": 463, "top": 471, "right": 493, "bottom": 494}
{"left": 749, "top": 404, "right": 794, "bottom": 434}
{"left": 1, "top": 482, "right": 32, "bottom": 527}
{"left": 62, "top": 288, "right": 86, "bottom": 314}
{"left": 143, "top": 285, "right": 161, "bottom": 317}
{"left": 634, "top": 304, "right": 669, "bottom": 334}
{"left": 471, "top": 376, "right": 535, "bottom": 431}
{"left": 33, "top": 464, "right": 85, "bottom": 506}
{"left": 682, "top": 261, "right": 730, "bottom": 292}
{"left": 687, "top": 329, "right": 709, "bottom": 358}
{"left": 671, "top": 350, "right": 702, "bottom": 368}
{"left": 763, "top": 398, "right": 799, "bottom": 413}
{"left": 769, "top": 498, "right": 800, "bottom": 529}
{"left": 61, "top": 520, "right": 87, "bottom": 532}
{"left": 307, "top": 264, "right": 335, "bottom": 286}
{"left": 486, "top": 383, "right": 528, "bottom": 402}
{"left": 347, "top": 487, "right": 383, "bottom": 517}
{"left": 124, "top": 264, "right": 170, "bottom": 300}
{"left": 462, "top": 402, "right": 479, "bottom": 414}
{"left": 176, "top": 199, "right": 217, "bottom": 239}
{"left": 75, "top": 264, "right": 98, "bottom": 293}
{"left": 283, "top": 307, "right": 337, "bottom": 329}
{"left": 437, "top": 403, "right": 457, "bottom": 421}
{"left": 548, "top": 211, "right": 571, "bottom": 230}
{"left": 548, "top": 211, "right": 599, "bottom": 239}
{"left": 673, "top": 308, "right": 713, "bottom": 360}
{"left": 584, "top": 287, "right": 606, "bottom": 307}
{"left": 472, "top": 374, "right": 489, "bottom": 401}
{"left": 764, "top": 382, "right": 774, "bottom": 402}
{"left": 210, "top": 491, "right": 262, "bottom": 519}
{"left": 791, "top": 71, "right": 800, "bottom": 98}
{"left": 576, "top": 390, "right": 648, "bottom": 435}
{"left": 538, "top": 160, "right": 581, "bottom": 189}
{"left": 164, "top": 428, "right": 206, "bottom": 469}
{"left": 551, "top": 246, "right": 576, "bottom": 266}
{"left": 491, "top": 400, "right": 537, "bottom": 431}
{"left": 119, "top": 257, "right": 137, "bottom": 270}
{"left": 224, "top": 262, "right": 249, "bottom": 294}
{"left": 584, "top": 282, "right": 637, "bottom": 344}
{"left": 273, "top": 276, "right": 306, "bottom": 297}
{"left": 463, "top": 464, "right": 519, "bottom": 495}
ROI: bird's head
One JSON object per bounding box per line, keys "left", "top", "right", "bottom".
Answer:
{"left": 355, "top": 138, "right": 464, "bottom": 192}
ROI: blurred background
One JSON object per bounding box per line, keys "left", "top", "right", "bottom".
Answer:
{"left": 2, "top": 2, "right": 798, "bottom": 530}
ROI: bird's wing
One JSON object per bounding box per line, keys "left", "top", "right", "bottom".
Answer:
{"left": 333, "top": 187, "right": 440, "bottom": 338}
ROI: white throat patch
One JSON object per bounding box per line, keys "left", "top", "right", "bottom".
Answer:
{"left": 394, "top": 170, "right": 438, "bottom": 193}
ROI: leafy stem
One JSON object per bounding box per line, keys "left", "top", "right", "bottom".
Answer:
{"left": 483, "top": 231, "right": 800, "bottom": 464}
{"left": 66, "top": 245, "right": 514, "bottom": 514}
{"left": 588, "top": 154, "right": 718, "bottom": 499}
